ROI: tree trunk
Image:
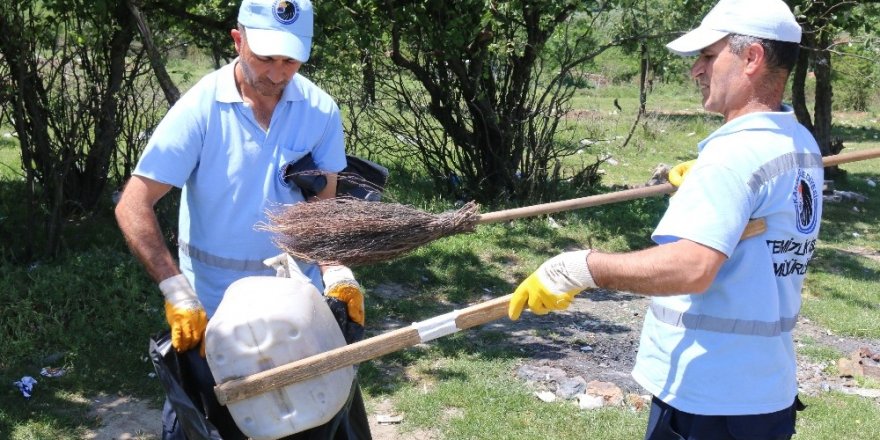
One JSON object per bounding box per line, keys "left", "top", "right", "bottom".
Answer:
{"left": 0, "top": 3, "right": 53, "bottom": 257}
{"left": 79, "top": 1, "right": 138, "bottom": 212}
{"left": 812, "top": 32, "right": 839, "bottom": 176}
{"left": 791, "top": 29, "right": 813, "bottom": 132}
{"left": 127, "top": 0, "right": 180, "bottom": 106}
{"left": 360, "top": 49, "right": 375, "bottom": 105}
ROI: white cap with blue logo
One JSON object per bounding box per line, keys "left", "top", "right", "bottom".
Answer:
{"left": 238, "top": 0, "right": 313, "bottom": 62}
{"left": 666, "top": 0, "right": 801, "bottom": 57}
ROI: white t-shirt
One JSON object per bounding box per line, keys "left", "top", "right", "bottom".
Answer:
{"left": 631, "top": 106, "right": 823, "bottom": 415}
{"left": 134, "top": 61, "right": 346, "bottom": 316}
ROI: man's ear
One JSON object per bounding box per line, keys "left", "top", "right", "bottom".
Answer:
{"left": 231, "top": 28, "right": 243, "bottom": 53}
{"left": 744, "top": 42, "right": 765, "bottom": 75}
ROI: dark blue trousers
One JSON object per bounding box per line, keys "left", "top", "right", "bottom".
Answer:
{"left": 644, "top": 396, "right": 804, "bottom": 440}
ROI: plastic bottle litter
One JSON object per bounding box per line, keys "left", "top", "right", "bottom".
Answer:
{"left": 40, "top": 366, "right": 66, "bottom": 378}
{"left": 13, "top": 376, "right": 37, "bottom": 399}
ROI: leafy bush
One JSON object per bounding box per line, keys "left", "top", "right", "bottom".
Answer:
{"left": 832, "top": 43, "right": 880, "bottom": 112}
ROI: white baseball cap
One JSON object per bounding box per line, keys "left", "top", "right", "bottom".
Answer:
{"left": 666, "top": 0, "right": 801, "bottom": 57}
{"left": 238, "top": 0, "right": 313, "bottom": 62}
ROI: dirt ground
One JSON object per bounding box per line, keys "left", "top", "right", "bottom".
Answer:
{"left": 87, "top": 280, "right": 880, "bottom": 440}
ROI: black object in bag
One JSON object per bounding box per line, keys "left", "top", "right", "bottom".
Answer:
{"left": 149, "top": 332, "right": 217, "bottom": 440}
{"left": 150, "top": 332, "right": 373, "bottom": 439}
{"left": 283, "top": 154, "right": 389, "bottom": 201}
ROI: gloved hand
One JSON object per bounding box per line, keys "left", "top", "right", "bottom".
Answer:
{"left": 323, "top": 266, "right": 365, "bottom": 344}
{"left": 323, "top": 266, "right": 365, "bottom": 325}
{"left": 508, "top": 250, "right": 596, "bottom": 320}
{"left": 668, "top": 159, "right": 695, "bottom": 187}
{"left": 160, "top": 274, "right": 207, "bottom": 355}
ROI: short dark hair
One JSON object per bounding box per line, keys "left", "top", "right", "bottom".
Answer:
{"left": 728, "top": 34, "right": 800, "bottom": 74}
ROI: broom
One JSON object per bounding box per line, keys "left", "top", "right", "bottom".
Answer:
{"left": 265, "top": 148, "right": 880, "bottom": 266}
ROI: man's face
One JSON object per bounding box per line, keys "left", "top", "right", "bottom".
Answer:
{"left": 233, "top": 29, "right": 302, "bottom": 97}
{"left": 690, "top": 38, "right": 748, "bottom": 120}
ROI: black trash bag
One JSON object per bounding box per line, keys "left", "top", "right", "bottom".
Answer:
{"left": 150, "top": 331, "right": 372, "bottom": 440}
{"left": 149, "top": 332, "right": 217, "bottom": 440}
{"left": 283, "top": 154, "right": 389, "bottom": 201}
{"left": 324, "top": 296, "right": 365, "bottom": 345}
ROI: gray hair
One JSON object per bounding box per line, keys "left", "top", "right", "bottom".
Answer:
{"left": 728, "top": 34, "right": 799, "bottom": 73}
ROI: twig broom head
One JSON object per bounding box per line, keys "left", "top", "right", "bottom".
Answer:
{"left": 264, "top": 198, "right": 481, "bottom": 266}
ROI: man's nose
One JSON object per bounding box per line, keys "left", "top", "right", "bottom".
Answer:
{"left": 266, "top": 63, "right": 288, "bottom": 83}
{"left": 690, "top": 61, "right": 703, "bottom": 80}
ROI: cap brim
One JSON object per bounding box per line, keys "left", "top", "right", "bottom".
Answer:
{"left": 666, "top": 27, "right": 729, "bottom": 57}
{"left": 245, "top": 27, "right": 311, "bottom": 62}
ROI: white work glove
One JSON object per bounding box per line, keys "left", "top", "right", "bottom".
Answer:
{"left": 508, "top": 250, "right": 596, "bottom": 320}
{"left": 160, "top": 274, "right": 207, "bottom": 354}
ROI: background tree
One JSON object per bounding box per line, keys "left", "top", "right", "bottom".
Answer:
{"left": 318, "top": 0, "right": 634, "bottom": 203}
{"left": 0, "top": 0, "right": 162, "bottom": 258}
{"left": 789, "top": 0, "right": 880, "bottom": 176}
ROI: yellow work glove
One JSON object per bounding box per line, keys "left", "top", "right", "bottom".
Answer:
{"left": 323, "top": 266, "right": 365, "bottom": 326}
{"left": 508, "top": 250, "right": 596, "bottom": 321}
{"left": 668, "top": 159, "right": 695, "bottom": 187}
{"left": 160, "top": 274, "right": 207, "bottom": 354}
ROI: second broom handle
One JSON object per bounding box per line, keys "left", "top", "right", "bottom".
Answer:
{"left": 476, "top": 147, "right": 880, "bottom": 225}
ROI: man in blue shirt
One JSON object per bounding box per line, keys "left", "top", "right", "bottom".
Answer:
{"left": 115, "top": 0, "right": 371, "bottom": 438}
{"left": 507, "top": 1, "right": 822, "bottom": 438}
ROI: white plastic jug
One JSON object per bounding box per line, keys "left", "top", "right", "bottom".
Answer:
{"left": 205, "top": 276, "right": 354, "bottom": 440}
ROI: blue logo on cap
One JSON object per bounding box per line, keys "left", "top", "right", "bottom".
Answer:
{"left": 273, "top": 0, "right": 299, "bottom": 25}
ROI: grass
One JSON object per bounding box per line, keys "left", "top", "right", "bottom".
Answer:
{"left": 0, "top": 133, "right": 19, "bottom": 180}
{"left": 796, "top": 393, "right": 880, "bottom": 437}
{"left": 1, "top": 62, "right": 880, "bottom": 439}
{"left": 393, "top": 356, "right": 646, "bottom": 440}
{"left": 797, "top": 336, "right": 842, "bottom": 364}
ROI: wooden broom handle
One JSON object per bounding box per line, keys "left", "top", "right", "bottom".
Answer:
{"left": 215, "top": 294, "right": 513, "bottom": 405}
{"left": 215, "top": 218, "right": 767, "bottom": 405}
{"left": 476, "top": 147, "right": 880, "bottom": 225}
{"left": 214, "top": 147, "right": 880, "bottom": 405}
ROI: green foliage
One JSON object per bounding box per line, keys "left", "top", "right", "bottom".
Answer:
{"left": 0, "top": 0, "right": 167, "bottom": 258}
{"left": 832, "top": 41, "right": 880, "bottom": 112}
{"left": 318, "top": 0, "right": 626, "bottom": 203}
{"left": 0, "top": 134, "right": 19, "bottom": 180}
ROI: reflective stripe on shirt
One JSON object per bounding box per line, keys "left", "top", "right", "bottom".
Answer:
{"left": 649, "top": 303, "right": 798, "bottom": 337}
{"left": 178, "top": 239, "right": 268, "bottom": 272}
{"left": 746, "top": 152, "right": 823, "bottom": 193}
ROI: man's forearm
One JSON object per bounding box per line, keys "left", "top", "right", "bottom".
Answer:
{"left": 115, "top": 176, "right": 179, "bottom": 283}
{"left": 589, "top": 240, "right": 726, "bottom": 296}
{"left": 117, "top": 203, "right": 180, "bottom": 283}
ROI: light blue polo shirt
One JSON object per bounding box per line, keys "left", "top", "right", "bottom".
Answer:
{"left": 134, "top": 61, "right": 346, "bottom": 317}
{"left": 631, "top": 106, "right": 823, "bottom": 415}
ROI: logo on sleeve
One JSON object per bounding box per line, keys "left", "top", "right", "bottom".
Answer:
{"left": 273, "top": 1, "right": 300, "bottom": 25}
{"left": 793, "top": 169, "right": 818, "bottom": 234}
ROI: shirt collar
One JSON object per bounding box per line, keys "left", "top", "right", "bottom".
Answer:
{"left": 698, "top": 104, "right": 795, "bottom": 152}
